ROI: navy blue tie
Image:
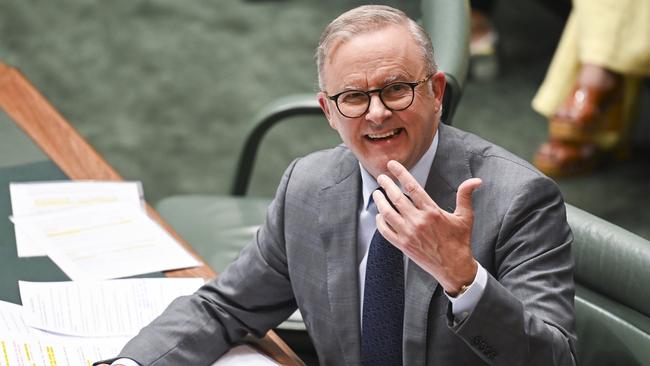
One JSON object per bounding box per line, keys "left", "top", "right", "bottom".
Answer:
{"left": 361, "top": 190, "right": 404, "bottom": 366}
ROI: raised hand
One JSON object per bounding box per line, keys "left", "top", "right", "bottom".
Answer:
{"left": 373, "top": 160, "right": 482, "bottom": 295}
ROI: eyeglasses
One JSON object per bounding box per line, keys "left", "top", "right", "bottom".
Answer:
{"left": 326, "top": 74, "right": 432, "bottom": 118}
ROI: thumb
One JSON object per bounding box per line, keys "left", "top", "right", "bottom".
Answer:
{"left": 455, "top": 178, "right": 482, "bottom": 218}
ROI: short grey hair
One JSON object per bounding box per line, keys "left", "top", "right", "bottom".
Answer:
{"left": 316, "top": 5, "right": 437, "bottom": 90}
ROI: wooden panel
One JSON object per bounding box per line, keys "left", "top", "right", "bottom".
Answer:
{"left": 0, "top": 62, "right": 304, "bottom": 366}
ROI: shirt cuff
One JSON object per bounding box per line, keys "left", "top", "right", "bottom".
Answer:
{"left": 111, "top": 358, "right": 141, "bottom": 366}
{"left": 445, "top": 261, "right": 488, "bottom": 323}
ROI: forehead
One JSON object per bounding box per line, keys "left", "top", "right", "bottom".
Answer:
{"left": 323, "top": 25, "right": 426, "bottom": 90}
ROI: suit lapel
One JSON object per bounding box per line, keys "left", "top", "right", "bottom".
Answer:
{"left": 319, "top": 150, "right": 362, "bottom": 365}
{"left": 404, "top": 124, "right": 473, "bottom": 365}
{"left": 424, "top": 124, "right": 471, "bottom": 213}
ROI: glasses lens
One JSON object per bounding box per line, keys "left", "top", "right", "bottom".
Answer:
{"left": 381, "top": 82, "right": 414, "bottom": 111}
{"left": 337, "top": 91, "right": 369, "bottom": 118}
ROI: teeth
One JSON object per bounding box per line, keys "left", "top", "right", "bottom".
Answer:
{"left": 368, "top": 129, "right": 399, "bottom": 139}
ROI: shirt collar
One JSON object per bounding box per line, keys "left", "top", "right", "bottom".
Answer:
{"left": 359, "top": 130, "right": 439, "bottom": 210}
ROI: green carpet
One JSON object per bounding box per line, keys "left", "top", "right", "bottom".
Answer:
{"left": 1, "top": 0, "right": 648, "bottom": 241}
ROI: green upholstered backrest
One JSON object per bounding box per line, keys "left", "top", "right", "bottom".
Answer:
{"left": 421, "top": 0, "right": 469, "bottom": 89}
{"left": 566, "top": 203, "right": 650, "bottom": 365}
{"left": 421, "top": 0, "right": 469, "bottom": 125}
{"left": 568, "top": 204, "right": 650, "bottom": 317}
{"left": 156, "top": 195, "right": 271, "bottom": 273}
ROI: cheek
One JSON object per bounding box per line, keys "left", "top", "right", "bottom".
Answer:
{"left": 333, "top": 121, "right": 358, "bottom": 139}
{"left": 331, "top": 124, "right": 355, "bottom": 148}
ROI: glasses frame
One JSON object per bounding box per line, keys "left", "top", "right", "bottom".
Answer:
{"left": 326, "top": 74, "right": 433, "bottom": 118}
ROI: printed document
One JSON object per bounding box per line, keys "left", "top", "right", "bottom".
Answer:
{"left": 10, "top": 203, "right": 200, "bottom": 280}
{"left": 1, "top": 298, "right": 278, "bottom": 365}
{"left": 0, "top": 335, "right": 125, "bottom": 366}
{"left": 10, "top": 181, "right": 144, "bottom": 257}
{"left": 19, "top": 278, "right": 204, "bottom": 337}
{"left": 0, "top": 300, "right": 36, "bottom": 335}
{"left": 0, "top": 300, "right": 131, "bottom": 366}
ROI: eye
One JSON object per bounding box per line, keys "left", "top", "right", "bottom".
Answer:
{"left": 339, "top": 91, "right": 368, "bottom": 104}
{"left": 383, "top": 83, "right": 411, "bottom": 98}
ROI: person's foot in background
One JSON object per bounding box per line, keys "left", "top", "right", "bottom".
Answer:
{"left": 533, "top": 64, "right": 631, "bottom": 177}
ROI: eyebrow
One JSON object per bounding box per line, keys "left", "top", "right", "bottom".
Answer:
{"left": 381, "top": 74, "right": 405, "bottom": 85}
{"left": 340, "top": 74, "right": 411, "bottom": 92}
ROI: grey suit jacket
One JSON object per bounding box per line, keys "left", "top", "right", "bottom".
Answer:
{"left": 118, "top": 124, "right": 577, "bottom": 365}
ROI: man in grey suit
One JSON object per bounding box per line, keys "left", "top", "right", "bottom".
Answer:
{"left": 101, "top": 5, "right": 576, "bottom": 366}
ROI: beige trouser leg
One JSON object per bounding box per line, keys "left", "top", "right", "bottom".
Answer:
{"left": 532, "top": 0, "right": 650, "bottom": 148}
{"left": 533, "top": 0, "right": 650, "bottom": 117}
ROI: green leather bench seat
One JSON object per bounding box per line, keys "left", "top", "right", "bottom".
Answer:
{"left": 156, "top": 195, "right": 309, "bottom": 333}
{"left": 568, "top": 205, "right": 650, "bottom": 317}
{"left": 157, "top": 195, "right": 271, "bottom": 273}
{"left": 566, "top": 204, "right": 650, "bottom": 365}
{"left": 575, "top": 285, "right": 650, "bottom": 365}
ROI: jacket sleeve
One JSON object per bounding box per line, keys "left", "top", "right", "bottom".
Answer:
{"left": 116, "top": 160, "right": 300, "bottom": 366}
{"left": 449, "top": 175, "right": 577, "bottom": 366}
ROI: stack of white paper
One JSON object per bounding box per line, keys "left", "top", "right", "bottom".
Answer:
{"left": 0, "top": 335, "right": 127, "bottom": 366}
{"left": 9, "top": 181, "right": 200, "bottom": 280}
{"left": 10, "top": 181, "right": 145, "bottom": 257}
{"left": 2, "top": 279, "right": 280, "bottom": 366}
{"left": 19, "top": 278, "right": 205, "bottom": 337}
{"left": 3, "top": 182, "right": 279, "bottom": 365}
{"left": 0, "top": 299, "right": 130, "bottom": 366}
{"left": 0, "top": 278, "right": 206, "bottom": 366}
{"left": 0, "top": 300, "right": 37, "bottom": 335}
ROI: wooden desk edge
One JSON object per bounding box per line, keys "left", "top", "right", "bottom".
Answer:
{"left": 0, "top": 62, "right": 304, "bottom": 366}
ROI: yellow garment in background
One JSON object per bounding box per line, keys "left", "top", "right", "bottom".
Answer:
{"left": 532, "top": 0, "right": 650, "bottom": 119}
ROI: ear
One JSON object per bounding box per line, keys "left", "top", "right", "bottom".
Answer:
{"left": 430, "top": 71, "right": 446, "bottom": 111}
{"left": 318, "top": 92, "right": 337, "bottom": 129}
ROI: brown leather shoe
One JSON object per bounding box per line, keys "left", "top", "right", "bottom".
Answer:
{"left": 533, "top": 140, "right": 600, "bottom": 177}
{"left": 549, "top": 83, "right": 623, "bottom": 143}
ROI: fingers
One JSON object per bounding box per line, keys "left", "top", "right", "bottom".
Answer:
{"left": 375, "top": 212, "right": 400, "bottom": 246}
{"left": 386, "top": 160, "right": 438, "bottom": 210}
{"left": 372, "top": 189, "right": 406, "bottom": 230}
{"left": 376, "top": 174, "right": 415, "bottom": 215}
{"left": 455, "top": 178, "right": 482, "bottom": 218}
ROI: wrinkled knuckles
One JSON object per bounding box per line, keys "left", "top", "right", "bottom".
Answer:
{"left": 422, "top": 207, "right": 442, "bottom": 222}
{"left": 382, "top": 210, "right": 401, "bottom": 224}
{"left": 393, "top": 193, "right": 410, "bottom": 208}
{"left": 413, "top": 218, "right": 431, "bottom": 234}
{"left": 404, "top": 181, "right": 419, "bottom": 195}
{"left": 402, "top": 225, "right": 418, "bottom": 241}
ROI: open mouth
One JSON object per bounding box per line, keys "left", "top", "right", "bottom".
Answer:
{"left": 365, "top": 128, "right": 403, "bottom": 141}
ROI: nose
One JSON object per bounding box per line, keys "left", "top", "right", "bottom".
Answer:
{"left": 365, "top": 93, "right": 392, "bottom": 125}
